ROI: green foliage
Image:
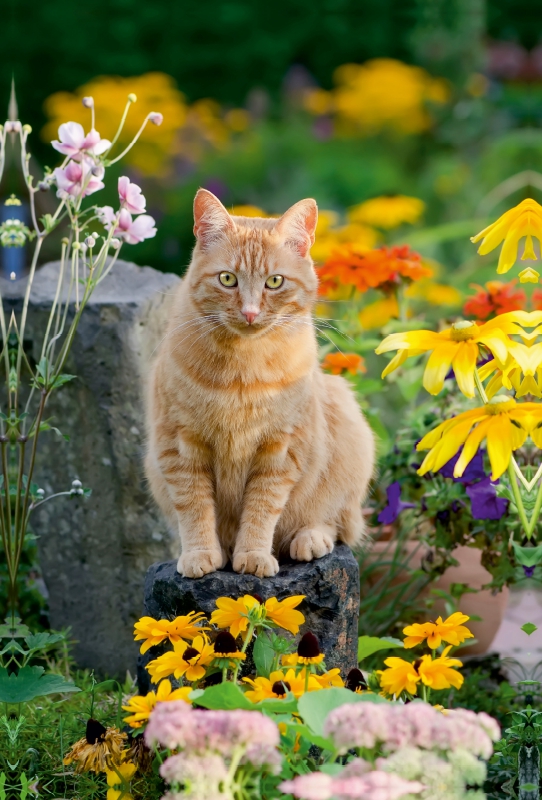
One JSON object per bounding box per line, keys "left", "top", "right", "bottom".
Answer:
{"left": 357, "top": 635, "right": 404, "bottom": 662}
{"left": 0, "top": 665, "right": 79, "bottom": 703}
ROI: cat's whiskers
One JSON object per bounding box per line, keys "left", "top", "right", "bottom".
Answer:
{"left": 150, "top": 314, "right": 222, "bottom": 358}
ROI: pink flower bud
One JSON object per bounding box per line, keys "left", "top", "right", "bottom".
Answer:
{"left": 38, "top": 181, "right": 50, "bottom": 192}
{"left": 5, "top": 121, "right": 21, "bottom": 133}
{"left": 82, "top": 96, "right": 94, "bottom": 108}
{"left": 149, "top": 112, "right": 163, "bottom": 126}
{"left": 85, "top": 236, "right": 96, "bottom": 248}
{"left": 110, "top": 238, "right": 121, "bottom": 250}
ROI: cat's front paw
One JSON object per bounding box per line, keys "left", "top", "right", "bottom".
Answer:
{"left": 177, "top": 548, "right": 226, "bottom": 578}
{"left": 232, "top": 550, "right": 279, "bottom": 577}
{"left": 290, "top": 528, "right": 335, "bottom": 561}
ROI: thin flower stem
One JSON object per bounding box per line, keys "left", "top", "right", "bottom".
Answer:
{"left": 107, "top": 115, "right": 151, "bottom": 166}
{"left": 527, "top": 476, "right": 542, "bottom": 538}
{"left": 512, "top": 456, "right": 531, "bottom": 492}
{"left": 222, "top": 666, "right": 228, "bottom": 683}
{"left": 232, "top": 622, "right": 255, "bottom": 683}
{"left": 473, "top": 369, "right": 488, "bottom": 404}
{"left": 508, "top": 461, "right": 531, "bottom": 537}
{"left": 304, "top": 667, "right": 309, "bottom": 693}
{"left": 105, "top": 99, "right": 134, "bottom": 153}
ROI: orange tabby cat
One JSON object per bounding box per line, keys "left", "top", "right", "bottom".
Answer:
{"left": 145, "top": 189, "right": 375, "bottom": 578}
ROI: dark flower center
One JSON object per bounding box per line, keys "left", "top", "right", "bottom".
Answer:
{"left": 346, "top": 668, "right": 367, "bottom": 692}
{"left": 413, "top": 659, "right": 423, "bottom": 672}
{"left": 86, "top": 718, "right": 107, "bottom": 745}
{"left": 271, "top": 680, "right": 291, "bottom": 696}
{"left": 250, "top": 593, "right": 263, "bottom": 603}
{"left": 297, "top": 631, "right": 321, "bottom": 658}
{"left": 214, "top": 631, "right": 237, "bottom": 654}
{"left": 183, "top": 647, "right": 200, "bottom": 663}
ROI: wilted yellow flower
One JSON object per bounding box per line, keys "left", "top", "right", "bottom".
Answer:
{"left": 416, "top": 396, "right": 539, "bottom": 480}
{"left": 133, "top": 612, "right": 208, "bottom": 654}
{"left": 417, "top": 646, "right": 464, "bottom": 690}
{"left": 63, "top": 720, "right": 127, "bottom": 773}
{"left": 122, "top": 680, "right": 192, "bottom": 728}
{"left": 348, "top": 195, "right": 425, "bottom": 229}
{"left": 403, "top": 612, "right": 474, "bottom": 649}
{"left": 377, "top": 656, "right": 420, "bottom": 696}
{"left": 471, "top": 198, "right": 542, "bottom": 274}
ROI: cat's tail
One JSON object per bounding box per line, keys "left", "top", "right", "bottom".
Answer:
{"left": 338, "top": 501, "right": 367, "bottom": 548}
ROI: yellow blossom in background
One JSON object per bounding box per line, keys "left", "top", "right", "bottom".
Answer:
{"left": 376, "top": 315, "right": 523, "bottom": 397}
{"left": 403, "top": 612, "right": 474, "bottom": 649}
{"left": 416, "top": 397, "right": 541, "bottom": 481}
{"left": 230, "top": 205, "right": 270, "bottom": 218}
{"left": 309, "top": 59, "right": 448, "bottom": 136}
{"left": 405, "top": 279, "right": 462, "bottom": 307}
{"left": 133, "top": 612, "right": 208, "bottom": 654}
{"left": 348, "top": 195, "right": 425, "bottom": 229}
{"left": 377, "top": 656, "right": 420, "bottom": 696}
{"left": 358, "top": 296, "right": 399, "bottom": 330}
{"left": 311, "top": 209, "right": 378, "bottom": 264}
{"left": 471, "top": 198, "right": 542, "bottom": 274}
{"left": 417, "top": 647, "right": 464, "bottom": 690}
{"left": 146, "top": 634, "right": 215, "bottom": 683}
{"left": 313, "top": 669, "right": 345, "bottom": 689}
{"left": 122, "top": 680, "right": 192, "bottom": 729}
{"left": 43, "top": 72, "right": 249, "bottom": 175}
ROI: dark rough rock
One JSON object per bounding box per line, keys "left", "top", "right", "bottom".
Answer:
{"left": 1, "top": 260, "right": 181, "bottom": 677}
{"left": 138, "top": 544, "right": 360, "bottom": 693}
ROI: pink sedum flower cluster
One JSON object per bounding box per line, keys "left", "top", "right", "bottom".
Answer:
{"left": 98, "top": 177, "right": 156, "bottom": 244}
{"left": 323, "top": 700, "right": 499, "bottom": 759}
{"left": 280, "top": 770, "right": 424, "bottom": 800}
{"left": 145, "top": 701, "right": 281, "bottom": 798}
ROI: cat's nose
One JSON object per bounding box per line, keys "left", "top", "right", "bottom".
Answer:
{"left": 242, "top": 307, "right": 260, "bottom": 324}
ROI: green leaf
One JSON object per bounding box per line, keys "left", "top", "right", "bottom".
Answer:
{"left": 50, "top": 373, "right": 77, "bottom": 389}
{"left": 283, "top": 721, "right": 334, "bottom": 751}
{"left": 190, "top": 681, "right": 253, "bottom": 710}
{"left": 358, "top": 635, "right": 403, "bottom": 662}
{"left": 297, "top": 687, "right": 385, "bottom": 738}
{"left": 254, "top": 695, "right": 298, "bottom": 715}
{"left": 521, "top": 622, "right": 538, "bottom": 636}
{"left": 24, "top": 632, "right": 64, "bottom": 651}
{"left": 512, "top": 542, "right": 542, "bottom": 568}
{"left": 0, "top": 666, "right": 80, "bottom": 703}
{"left": 253, "top": 632, "right": 275, "bottom": 677}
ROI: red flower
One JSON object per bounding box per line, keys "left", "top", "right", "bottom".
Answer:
{"left": 317, "top": 244, "right": 430, "bottom": 296}
{"left": 463, "top": 280, "right": 526, "bottom": 320}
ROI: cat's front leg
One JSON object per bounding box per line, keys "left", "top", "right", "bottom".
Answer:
{"left": 157, "top": 430, "right": 225, "bottom": 578}
{"left": 233, "top": 437, "right": 299, "bottom": 577}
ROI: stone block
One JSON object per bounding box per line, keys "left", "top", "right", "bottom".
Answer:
{"left": 1, "top": 259, "right": 181, "bottom": 677}
{"left": 138, "top": 544, "right": 360, "bottom": 693}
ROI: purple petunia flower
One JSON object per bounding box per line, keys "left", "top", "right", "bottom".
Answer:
{"left": 378, "top": 482, "right": 415, "bottom": 525}
{"left": 438, "top": 449, "right": 486, "bottom": 484}
{"left": 466, "top": 477, "right": 509, "bottom": 521}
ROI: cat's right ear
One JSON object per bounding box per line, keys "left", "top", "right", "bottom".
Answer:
{"left": 193, "top": 189, "right": 235, "bottom": 248}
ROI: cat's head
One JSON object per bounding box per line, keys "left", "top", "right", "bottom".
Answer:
{"left": 188, "top": 189, "right": 318, "bottom": 337}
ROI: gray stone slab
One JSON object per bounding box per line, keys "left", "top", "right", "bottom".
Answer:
{"left": 138, "top": 544, "right": 360, "bottom": 693}
{"left": 1, "top": 259, "right": 181, "bottom": 677}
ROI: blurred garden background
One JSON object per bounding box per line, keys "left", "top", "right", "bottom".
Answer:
{"left": 1, "top": 0, "right": 540, "bottom": 273}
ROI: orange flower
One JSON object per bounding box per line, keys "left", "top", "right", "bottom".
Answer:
{"left": 463, "top": 280, "right": 526, "bottom": 320}
{"left": 321, "top": 352, "right": 366, "bottom": 375}
{"left": 317, "top": 245, "right": 431, "bottom": 297}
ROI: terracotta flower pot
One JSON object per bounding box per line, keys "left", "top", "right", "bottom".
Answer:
{"left": 365, "top": 541, "right": 509, "bottom": 655}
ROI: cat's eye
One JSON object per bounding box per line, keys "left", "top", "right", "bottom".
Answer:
{"left": 219, "top": 271, "right": 238, "bottom": 287}
{"left": 265, "top": 275, "right": 284, "bottom": 289}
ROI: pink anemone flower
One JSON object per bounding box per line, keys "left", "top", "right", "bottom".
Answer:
{"left": 99, "top": 206, "right": 157, "bottom": 245}
{"left": 52, "top": 122, "right": 111, "bottom": 159}
{"left": 53, "top": 160, "right": 104, "bottom": 198}
{"left": 118, "top": 176, "right": 146, "bottom": 214}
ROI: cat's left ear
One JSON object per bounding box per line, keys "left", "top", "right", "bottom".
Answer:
{"left": 275, "top": 199, "right": 318, "bottom": 258}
